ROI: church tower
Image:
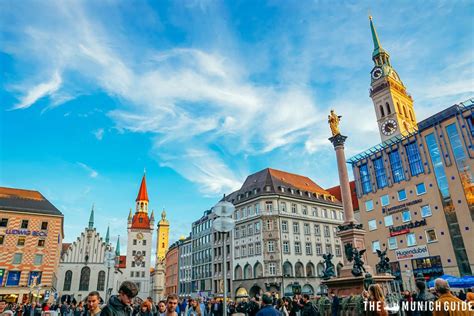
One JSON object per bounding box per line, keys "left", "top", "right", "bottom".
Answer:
{"left": 156, "top": 210, "right": 170, "bottom": 262}
{"left": 368, "top": 16, "right": 418, "bottom": 142}
{"left": 125, "top": 173, "right": 154, "bottom": 299}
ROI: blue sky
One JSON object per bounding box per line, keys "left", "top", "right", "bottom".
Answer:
{"left": 1, "top": 1, "right": 473, "bottom": 256}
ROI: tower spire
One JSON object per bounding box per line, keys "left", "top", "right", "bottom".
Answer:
{"left": 88, "top": 204, "right": 94, "bottom": 229}
{"left": 105, "top": 225, "right": 110, "bottom": 243}
{"left": 369, "top": 15, "right": 382, "bottom": 56}
{"left": 115, "top": 235, "right": 121, "bottom": 256}
{"left": 136, "top": 173, "right": 149, "bottom": 202}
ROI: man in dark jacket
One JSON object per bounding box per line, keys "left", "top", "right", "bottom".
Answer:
{"left": 300, "top": 294, "right": 318, "bottom": 316}
{"left": 101, "top": 281, "right": 139, "bottom": 316}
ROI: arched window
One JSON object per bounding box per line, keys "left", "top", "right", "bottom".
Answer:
{"left": 379, "top": 105, "right": 385, "bottom": 117}
{"left": 63, "top": 270, "right": 72, "bottom": 291}
{"left": 234, "top": 265, "right": 243, "bottom": 280}
{"left": 79, "top": 267, "right": 91, "bottom": 291}
{"left": 97, "top": 271, "right": 106, "bottom": 291}
{"left": 244, "top": 264, "right": 252, "bottom": 279}
{"left": 397, "top": 102, "right": 401, "bottom": 113}
{"left": 403, "top": 106, "right": 408, "bottom": 118}
{"left": 409, "top": 110, "right": 414, "bottom": 121}
{"left": 254, "top": 262, "right": 263, "bottom": 278}
{"left": 385, "top": 102, "right": 391, "bottom": 115}
{"left": 295, "top": 262, "right": 304, "bottom": 277}
{"left": 317, "top": 263, "right": 325, "bottom": 277}
{"left": 283, "top": 261, "right": 293, "bottom": 277}
{"left": 306, "top": 262, "right": 315, "bottom": 277}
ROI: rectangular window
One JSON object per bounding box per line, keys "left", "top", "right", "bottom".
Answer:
{"left": 373, "top": 157, "right": 388, "bottom": 189}
{"left": 143, "top": 240, "right": 146, "bottom": 246}
{"left": 283, "top": 241, "right": 290, "bottom": 254}
{"left": 402, "top": 210, "right": 411, "bottom": 222}
{"left": 416, "top": 183, "right": 426, "bottom": 195}
{"left": 372, "top": 240, "right": 380, "bottom": 253}
{"left": 314, "top": 224, "right": 321, "bottom": 236}
{"left": 388, "top": 237, "right": 398, "bottom": 250}
{"left": 294, "top": 242, "right": 301, "bottom": 254}
{"left": 6, "top": 271, "right": 21, "bottom": 286}
{"left": 384, "top": 215, "right": 393, "bottom": 227}
{"left": 235, "top": 227, "right": 240, "bottom": 239}
{"left": 304, "top": 223, "right": 310, "bottom": 235}
{"left": 302, "top": 206, "right": 308, "bottom": 215}
{"left": 368, "top": 219, "right": 377, "bottom": 231}
{"left": 421, "top": 205, "right": 432, "bottom": 218}
{"left": 255, "top": 203, "right": 260, "bottom": 215}
{"left": 0, "top": 218, "right": 8, "bottom": 227}
{"left": 389, "top": 150, "right": 405, "bottom": 183}
{"left": 133, "top": 239, "right": 137, "bottom": 245}
{"left": 281, "top": 221, "right": 288, "bottom": 233}
{"left": 407, "top": 233, "right": 417, "bottom": 246}
{"left": 241, "top": 227, "right": 246, "bottom": 237}
{"left": 41, "top": 222, "right": 48, "bottom": 230}
{"left": 405, "top": 142, "right": 424, "bottom": 176}
{"left": 267, "top": 241, "right": 275, "bottom": 252}
{"left": 0, "top": 235, "right": 4, "bottom": 245}
{"left": 425, "top": 133, "right": 450, "bottom": 200}
{"left": 255, "top": 222, "right": 261, "bottom": 233}
{"left": 132, "top": 262, "right": 135, "bottom": 267}
{"left": 381, "top": 194, "right": 390, "bottom": 206}
{"left": 280, "top": 202, "right": 287, "bottom": 212}
{"left": 291, "top": 203, "right": 297, "bottom": 214}
{"left": 315, "top": 243, "right": 322, "bottom": 255}
{"left": 324, "top": 225, "right": 330, "bottom": 237}
{"left": 398, "top": 189, "right": 407, "bottom": 201}
{"left": 293, "top": 222, "right": 300, "bottom": 234}
{"left": 335, "top": 245, "right": 341, "bottom": 257}
{"left": 269, "top": 263, "right": 276, "bottom": 276}
{"left": 21, "top": 220, "right": 29, "bottom": 229}
{"left": 248, "top": 244, "right": 254, "bottom": 256}
{"left": 266, "top": 220, "right": 273, "bottom": 231}
{"left": 38, "top": 239, "right": 45, "bottom": 247}
{"left": 305, "top": 242, "right": 312, "bottom": 255}
{"left": 255, "top": 242, "right": 261, "bottom": 254}
{"left": 141, "top": 271, "right": 145, "bottom": 278}
{"left": 265, "top": 202, "right": 273, "bottom": 212}
{"left": 312, "top": 207, "right": 318, "bottom": 217}
{"left": 241, "top": 245, "right": 247, "bottom": 256}
{"left": 34, "top": 254, "right": 43, "bottom": 265}
{"left": 359, "top": 163, "right": 372, "bottom": 194}
{"left": 365, "top": 200, "right": 374, "bottom": 211}
{"left": 248, "top": 224, "right": 253, "bottom": 235}
{"left": 234, "top": 247, "right": 240, "bottom": 258}
{"left": 426, "top": 229, "right": 438, "bottom": 243}
{"left": 325, "top": 244, "right": 332, "bottom": 254}
{"left": 17, "top": 236, "right": 26, "bottom": 246}
{"left": 12, "top": 253, "right": 22, "bottom": 264}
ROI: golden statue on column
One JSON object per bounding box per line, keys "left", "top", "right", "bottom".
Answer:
{"left": 328, "top": 109, "right": 342, "bottom": 136}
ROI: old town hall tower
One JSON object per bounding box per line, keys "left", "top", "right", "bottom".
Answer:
{"left": 368, "top": 16, "right": 418, "bottom": 142}
{"left": 125, "top": 173, "right": 154, "bottom": 299}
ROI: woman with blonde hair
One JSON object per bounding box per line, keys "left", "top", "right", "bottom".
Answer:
{"left": 187, "top": 299, "right": 201, "bottom": 316}
{"left": 366, "top": 284, "right": 388, "bottom": 316}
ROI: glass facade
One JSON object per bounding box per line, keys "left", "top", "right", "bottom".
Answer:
{"left": 360, "top": 163, "right": 372, "bottom": 194}
{"left": 412, "top": 255, "right": 444, "bottom": 281}
{"left": 389, "top": 150, "right": 405, "bottom": 183}
{"left": 446, "top": 123, "right": 474, "bottom": 220}
{"left": 374, "top": 157, "right": 388, "bottom": 189}
{"left": 405, "top": 142, "right": 424, "bottom": 176}
{"left": 425, "top": 132, "right": 471, "bottom": 275}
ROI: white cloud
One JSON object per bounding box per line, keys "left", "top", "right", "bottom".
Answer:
{"left": 77, "top": 162, "right": 99, "bottom": 178}
{"left": 12, "top": 71, "right": 62, "bottom": 110}
{"left": 94, "top": 128, "right": 104, "bottom": 140}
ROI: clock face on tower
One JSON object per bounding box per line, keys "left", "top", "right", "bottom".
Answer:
{"left": 381, "top": 119, "right": 398, "bottom": 136}
{"left": 136, "top": 233, "right": 144, "bottom": 240}
{"left": 371, "top": 67, "right": 383, "bottom": 80}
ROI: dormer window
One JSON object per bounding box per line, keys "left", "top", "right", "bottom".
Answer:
{"left": 265, "top": 186, "right": 271, "bottom": 192}
{"left": 253, "top": 188, "right": 258, "bottom": 194}
{"left": 290, "top": 189, "right": 295, "bottom": 194}
{"left": 280, "top": 187, "right": 285, "bottom": 193}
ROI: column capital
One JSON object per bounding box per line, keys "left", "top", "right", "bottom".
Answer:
{"left": 328, "top": 134, "right": 347, "bottom": 148}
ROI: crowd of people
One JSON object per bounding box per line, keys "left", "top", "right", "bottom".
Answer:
{"left": 0, "top": 278, "right": 473, "bottom": 316}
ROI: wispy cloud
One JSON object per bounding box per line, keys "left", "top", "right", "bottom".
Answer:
{"left": 77, "top": 162, "right": 99, "bottom": 178}
{"left": 12, "top": 71, "right": 62, "bottom": 110}
{"left": 93, "top": 128, "right": 104, "bottom": 140}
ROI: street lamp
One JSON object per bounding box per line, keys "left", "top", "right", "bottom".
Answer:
{"left": 104, "top": 247, "right": 116, "bottom": 303}
{"left": 212, "top": 200, "right": 235, "bottom": 316}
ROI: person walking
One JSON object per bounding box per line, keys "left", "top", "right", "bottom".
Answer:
{"left": 186, "top": 300, "right": 201, "bottom": 316}
{"left": 330, "top": 291, "right": 339, "bottom": 316}
{"left": 101, "top": 281, "right": 139, "bottom": 316}
{"left": 255, "top": 293, "right": 280, "bottom": 316}
{"left": 300, "top": 294, "right": 318, "bottom": 316}
{"left": 366, "top": 284, "right": 388, "bottom": 316}
{"left": 276, "top": 299, "right": 288, "bottom": 316}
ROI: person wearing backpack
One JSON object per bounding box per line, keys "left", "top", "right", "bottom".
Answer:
{"left": 300, "top": 295, "right": 319, "bottom": 316}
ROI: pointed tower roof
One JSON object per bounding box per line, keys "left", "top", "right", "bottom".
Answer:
{"left": 115, "top": 235, "right": 121, "bottom": 256}
{"left": 136, "top": 173, "right": 149, "bottom": 202}
{"left": 369, "top": 16, "right": 387, "bottom": 58}
{"left": 128, "top": 208, "right": 133, "bottom": 221}
{"left": 88, "top": 204, "right": 94, "bottom": 229}
{"left": 150, "top": 210, "right": 155, "bottom": 221}
{"left": 105, "top": 225, "right": 110, "bottom": 243}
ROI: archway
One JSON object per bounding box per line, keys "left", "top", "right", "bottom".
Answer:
{"left": 249, "top": 285, "right": 262, "bottom": 298}
{"left": 284, "top": 284, "right": 293, "bottom": 296}
{"left": 306, "top": 262, "right": 315, "bottom": 277}
{"left": 235, "top": 265, "right": 243, "bottom": 280}
{"left": 302, "top": 284, "right": 314, "bottom": 295}
{"left": 295, "top": 262, "right": 304, "bottom": 277}
{"left": 235, "top": 287, "right": 248, "bottom": 298}
{"left": 283, "top": 261, "right": 293, "bottom": 277}
{"left": 254, "top": 262, "right": 263, "bottom": 278}
{"left": 244, "top": 264, "right": 252, "bottom": 279}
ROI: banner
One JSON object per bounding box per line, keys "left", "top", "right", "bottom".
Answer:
{"left": 395, "top": 245, "right": 429, "bottom": 261}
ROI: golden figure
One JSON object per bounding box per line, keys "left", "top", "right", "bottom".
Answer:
{"left": 328, "top": 109, "right": 342, "bottom": 136}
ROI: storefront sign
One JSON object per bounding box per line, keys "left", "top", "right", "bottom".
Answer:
{"left": 395, "top": 245, "right": 429, "bottom": 261}
{"left": 5, "top": 229, "right": 47, "bottom": 237}
{"left": 384, "top": 199, "right": 423, "bottom": 214}
{"left": 389, "top": 219, "right": 427, "bottom": 236}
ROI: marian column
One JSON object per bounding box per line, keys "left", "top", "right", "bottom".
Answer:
{"left": 328, "top": 110, "right": 370, "bottom": 274}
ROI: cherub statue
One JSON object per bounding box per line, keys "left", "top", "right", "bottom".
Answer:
{"left": 321, "top": 253, "right": 336, "bottom": 280}
{"left": 344, "top": 243, "right": 366, "bottom": 277}
{"left": 375, "top": 248, "right": 391, "bottom": 274}
{"left": 328, "top": 109, "right": 342, "bottom": 136}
